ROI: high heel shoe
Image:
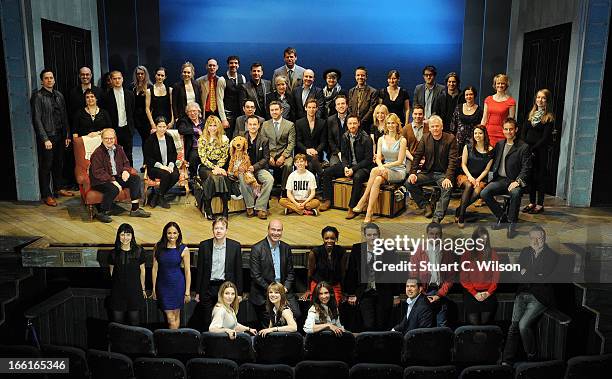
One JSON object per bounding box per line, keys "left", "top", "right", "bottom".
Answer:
{"left": 352, "top": 206, "right": 363, "bottom": 214}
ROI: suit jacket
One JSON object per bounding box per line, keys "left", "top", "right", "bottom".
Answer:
{"left": 197, "top": 75, "right": 227, "bottom": 121}
{"left": 516, "top": 244, "right": 559, "bottom": 307}
{"left": 273, "top": 64, "right": 305, "bottom": 92}
{"left": 196, "top": 238, "right": 243, "bottom": 295}
{"left": 239, "top": 79, "right": 273, "bottom": 118}
{"left": 233, "top": 114, "right": 265, "bottom": 138}
{"left": 340, "top": 130, "right": 374, "bottom": 171}
{"left": 249, "top": 238, "right": 295, "bottom": 306}
{"left": 409, "top": 247, "right": 457, "bottom": 298}
{"left": 260, "top": 118, "right": 295, "bottom": 159}
{"left": 292, "top": 85, "right": 324, "bottom": 120}
{"left": 266, "top": 91, "right": 297, "bottom": 122}
{"left": 295, "top": 117, "right": 327, "bottom": 156}
{"left": 172, "top": 80, "right": 202, "bottom": 120}
{"left": 344, "top": 242, "right": 398, "bottom": 300}
{"left": 401, "top": 123, "right": 430, "bottom": 155}
{"left": 490, "top": 139, "right": 531, "bottom": 186}
{"left": 242, "top": 130, "right": 270, "bottom": 172}
{"left": 327, "top": 113, "right": 348, "bottom": 156}
{"left": 102, "top": 87, "right": 135, "bottom": 132}
{"left": 413, "top": 83, "right": 446, "bottom": 110}
{"left": 348, "top": 85, "right": 377, "bottom": 126}
{"left": 143, "top": 132, "right": 178, "bottom": 170}
{"left": 409, "top": 132, "right": 458, "bottom": 180}
{"left": 392, "top": 294, "right": 433, "bottom": 333}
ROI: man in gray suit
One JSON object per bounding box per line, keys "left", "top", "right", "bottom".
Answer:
{"left": 233, "top": 100, "right": 265, "bottom": 138}
{"left": 272, "top": 47, "right": 305, "bottom": 92}
{"left": 261, "top": 100, "right": 296, "bottom": 191}
{"left": 413, "top": 65, "right": 446, "bottom": 118}
{"left": 196, "top": 58, "right": 229, "bottom": 131}
{"left": 239, "top": 62, "right": 272, "bottom": 118}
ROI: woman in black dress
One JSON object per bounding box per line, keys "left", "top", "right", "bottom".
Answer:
{"left": 72, "top": 89, "right": 112, "bottom": 138}
{"left": 450, "top": 86, "right": 484, "bottom": 154}
{"left": 258, "top": 282, "right": 298, "bottom": 336}
{"left": 146, "top": 67, "right": 174, "bottom": 130}
{"left": 378, "top": 70, "right": 410, "bottom": 124}
{"left": 132, "top": 66, "right": 153, "bottom": 159}
{"left": 108, "top": 223, "right": 146, "bottom": 326}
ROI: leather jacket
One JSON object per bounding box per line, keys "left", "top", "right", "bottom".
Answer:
{"left": 31, "top": 88, "right": 70, "bottom": 142}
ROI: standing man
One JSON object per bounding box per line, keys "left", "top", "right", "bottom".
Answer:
{"left": 190, "top": 216, "right": 243, "bottom": 331}
{"left": 413, "top": 65, "right": 446, "bottom": 119}
{"left": 68, "top": 66, "right": 104, "bottom": 121}
{"left": 273, "top": 47, "right": 305, "bottom": 92}
{"left": 102, "top": 70, "right": 136, "bottom": 166}
{"left": 197, "top": 58, "right": 229, "bottom": 133}
{"left": 433, "top": 72, "right": 464, "bottom": 132}
{"left": 295, "top": 98, "right": 327, "bottom": 176}
{"left": 391, "top": 278, "right": 433, "bottom": 334}
{"left": 31, "top": 68, "right": 72, "bottom": 206}
{"left": 249, "top": 220, "right": 300, "bottom": 328}
{"left": 326, "top": 94, "right": 349, "bottom": 166}
{"left": 348, "top": 66, "right": 377, "bottom": 130}
{"left": 233, "top": 100, "right": 264, "bottom": 138}
{"left": 222, "top": 55, "right": 246, "bottom": 136}
{"left": 261, "top": 101, "right": 295, "bottom": 190}
{"left": 293, "top": 69, "right": 323, "bottom": 120}
{"left": 239, "top": 62, "right": 272, "bottom": 118}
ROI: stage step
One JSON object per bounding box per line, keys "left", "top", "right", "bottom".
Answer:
{"left": 576, "top": 283, "right": 612, "bottom": 353}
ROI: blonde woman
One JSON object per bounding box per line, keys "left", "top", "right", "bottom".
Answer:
{"left": 480, "top": 74, "right": 516, "bottom": 146}
{"left": 258, "top": 282, "right": 298, "bottom": 336}
{"left": 354, "top": 113, "right": 407, "bottom": 222}
{"left": 197, "top": 115, "right": 230, "bottom": 219}
{"left": 172, "top": 61, "right": 200, "bottom": 120}
{"left": 209, "top": 281, "right": 256, "bottom": 339}
{"left": 370, "top": 104, "right": 389, "bottom": 160}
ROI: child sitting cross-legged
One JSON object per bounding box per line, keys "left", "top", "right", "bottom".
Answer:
{"left": 279, "top": 154, "right": 320, "bottom": 216}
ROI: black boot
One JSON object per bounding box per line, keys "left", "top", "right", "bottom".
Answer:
{"left": 149, "top": 193, "right": 159, "bottom": 208}
{"left": 221, "top": 193, "right": 229, "bottom": 218}
{"left": 203, "top": 198, "right": 213, "bottom": 220}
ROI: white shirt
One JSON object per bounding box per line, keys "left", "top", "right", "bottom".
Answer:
{"left": 186, "top": 85, "right": 196, "bottom": 104}
{"left": 405, "top": 294, "right": 421, "bottom": 320}
{"left": 285, "top": 169, "right": 317, "bottom": 201}
{"left": 113, "top": 87, "right": 127, "bottom": 127}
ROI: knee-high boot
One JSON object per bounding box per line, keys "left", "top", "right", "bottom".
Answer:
{"left": 203, "top": 197, "right": 213, "bottom": 220}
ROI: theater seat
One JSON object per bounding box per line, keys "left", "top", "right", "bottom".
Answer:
{"left": 295, "top": 360, "right": 349, "bottom": 379}
{"left": 154, "top": 328, "right": 201, "bottom": 362}
{"left": 253, "top": 332, "right": 303, "bottom": 365}
{"left": 454, "top": 325, "right": 504, "bottom": 366}
{"left": 565, "top": 353, "right": 612, "bottom": 379}
{"left": 87, "top": 349, "right": 133, "bottom": 379}
{"left": 239, "top": 363, "right": 294, "bottom": 379}
{"left": 514, "top": 360, "right": 565, "bottom": 379}
{"left": 108, "top": 322, "right": 155, "bottom": 358}
{"left": 186, "top": 357, "right": 238, "bottom": 379}
{"left": 402, "top": 327, "right": 453, "bottom": 366}
{"left": 350, "top": 363, "right": 403, "bottom": 379}
{"left": 355, "top": 331, "right": 402, "bottom": 365}
{"left": 459, "top": 364, "right": 513, "bottom": 379}
{"left": 0, "top": 344, "right": 40, "bottom": 357}
{"left": 134, "top": 357, "right": 186, "bottom": 379}
{"left": 304, "top": 331, "right": 356, "bottom": 364}
{"left": 403, "top": 365, "right": 458, "bottom": 379}
{"left": 201, "top": 331, "right": 254, "bottom": 364}
{"left": 42, "top": 344, "right": 88, "bottom": 378}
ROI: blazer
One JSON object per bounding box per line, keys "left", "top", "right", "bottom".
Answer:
{"left": 102, "top": 87, "right": 135, "bottom": 131}
{"left": 273, "top": 64, "right": 305, "bottom": 92}
{"left": 294, "top": 117, "right": 327, "bottom": 156}
{"left": 260, "top": 118, "right": 296, "bottom": 159}
{"left": 266, "top": 91, "right": 297, "bottom": 122}
{"left": 490, "top": 139, "right": 531, "bottom": 186}
{"left": 401, "top": 123, "right": 430, "bottom": 155}
{"left": 196, "top": 238, "right": 243, "bottom": 295}
{"left": 392, "top": 294, "right": 433, "bottom": 334}
{"left": 292, "top": 85, "right": 324, "bottom": 120}
{"left": 348, "top": 85, "right": 377, "bottom": 126}
{"left": 197, "top": 75, "right": 227, "bottom": 121}
{"left": 340, "top": 130, "right": 374, "bottom": 172}
{"left": 413, "top": 83, "right": 446, "bottom": 109}
{"left": 242, "top": 130, "right": 270, "bottom": 172}
{"left": 143, "top": 132, "right": 178, "bottom": 170}
{"left": 89, "top": 144, "right": 132, "bottom": 187}
{"left": 343, "top": 242, "right": 398, "bottom": 300}
{"left": 326, "top": 113, "right": 348, "bottom": 156}
{"left": 239, "top": 79, "right": 273, "bottom": 118}
{"left": 516, "top": 244, "right": 559, "bottom": 307}
{"left": 409, "top": 132, "right": 458, "bottom": 180}
{"left": 172, "top": 79, "right": 202, "bottom": 120}
{"left": 249, "top": 238, "right": 295, "bottom": 306}
{"left": 233, "top": 114, "right": 265, "bottom": 138}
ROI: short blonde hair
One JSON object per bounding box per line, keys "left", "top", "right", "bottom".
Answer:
{"left": 384, "top": 113, "right": 403, "bottom": 138}
{"left": 373, "top": 104, "right": 389, "bottom": 127}
{"left": 492, "top": 73, "right": 509, "bottom": 90}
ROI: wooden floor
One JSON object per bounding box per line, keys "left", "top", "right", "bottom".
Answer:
{"left": 1, "top": 193, "right": 612, "bottom": 250}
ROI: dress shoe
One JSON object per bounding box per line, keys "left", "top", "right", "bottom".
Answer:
{"left": 159, "top": 196, "right": 171, "bottom": 209}
{"left": 96, "top": 211, "right": 112, "bottom": 223}
{"left": 129, "top": 208, "right": 151, "bottom": 218}
{"left": 149, "top": 193, "right": 159, "bottom": 208}
{"left": 507, "top": 223, "right": 518, "bottom": 238}
{"left": 57, "top": 189, "right": 74, "bottom": 197}
{"left": 319, "top": 200, "right": 331, "bottom": 212}
{"left": 257, "top": 210, "right": 268, "bottom": 220}
{"left": 346, "top": 209, "right": 358, "bottom": 220}
{"left": 522, "top": 204, "right": 535, "bottom": 213}
{"left": 529, "top": 206, "right": 544, "bottom": 214}
{"left": 246, "top": 208, "right": 255, "bottom": 217}
{"left": 44, "top": 197, "right": 57, "bottom": 207}
{"left": 492, "top": 215, "right": 508, "bottom": 230}
{"left": 424, "top": 203, "right": 434, "bottom": 218}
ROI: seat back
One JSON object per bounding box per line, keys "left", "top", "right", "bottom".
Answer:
{"left": 186, "top": 357, "right": 238, "bottom": 379}
{"left": 42, "top": 344, "right": 88, "bottom": 379}
{"left": 295, "top": 360, "right": 349, "bottom": 379}
{"left": 253, "top": 332, "right": 303, "bottom": 365}
{"left": 239, "top": 363, "right": 294, "bottom": 379}
{"left": 349, "top": 363, "right": 403, "bottom": 379}
{"left": 458, "top": 364, "right": 513, "bottom": 379}
{"left": 73, "top": 136, "right": 101, "bottom": 188}
{"left": 565, "top": 353, "right": 612, "bottom": 379}
{"left": 402, "top": 327, "right": 453, "bottom": 366}
{"left": 355, "top": 331, "right": 402, "bottom": 365}
{"left": 154, "top": 328, "right": 201, "bottom": 362}
{"left": 108, "top": 322, "right": 155, "bottom": 358}
{"left": 453, "top": 325, "right": 504, "bottom": 365}
{"left": 0, "top": 344, "right": 40, "bottom": 357}
{"left": 201, "top": 332, "right": 254, "bottom": 364}
{"left": 515, "top": 360, "right": 566, "bottom": 379}
{"left": 403, "top": 365, "right": 458, "bottom": 379}
{"left": 134, "top": 357, "right": 186, "bottom": 379}
{"left": 304, "top": 331, "right": 355, "bottom": 364}
{"left": 87, "top": 349, "right": 133, "bottom": 379}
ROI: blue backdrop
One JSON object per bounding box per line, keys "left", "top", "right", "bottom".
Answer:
{"left": 160, "top": 0, "right": 465, "bottom": 95}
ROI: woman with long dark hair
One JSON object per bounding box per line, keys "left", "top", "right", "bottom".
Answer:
{"left": 146, "top": 67, "right": 174, "bottom": 130}
{"left": 378, "top": 70, "right": 410, "bottom": 124}
{"left": 143, "top": 116, "right": 180, "bottom": 208}
{"left": 450, "top": 85, "right": 483, "bottom": 154}
{"left": 258, "top": 282, "right": 298, "bottom": 336}
{"left": 303, "top": 281, "right": 345, "bottom": 335}
{"left": 108, "top": 223, "right": 146, "bottom": 326}
{"left": 152, "top": 222, "right": 191, "bottom": 329}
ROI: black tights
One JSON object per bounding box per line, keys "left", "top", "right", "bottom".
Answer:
{"left": 467, "top": 311, "right": 493, "bottom": 325}
{"left": 111, "top": 310, "right": 140, "bottom": 326}
{"left": 457, "top": 182, "right": 482, "bottom": 222}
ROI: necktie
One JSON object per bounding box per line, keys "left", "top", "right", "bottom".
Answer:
{"left": 288, "top": 70, "right": 293, "bottom": 87}
{"left": 274, "top": 121, "right": 280, "bottom": 136}
{"left": 209, "top": 77, "right": 217, "bottom": 112}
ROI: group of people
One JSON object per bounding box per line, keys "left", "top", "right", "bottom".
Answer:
{"left": 108, "top": 218, "right": 559, "bottom": 365}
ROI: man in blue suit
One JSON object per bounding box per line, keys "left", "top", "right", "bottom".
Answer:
{"left": 392, "top": 277, "right": 433, "bottom": 334}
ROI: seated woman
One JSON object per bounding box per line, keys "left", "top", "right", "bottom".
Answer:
{"left": 303, "top": 281, "right": 345, "bottom": 335}
{"left": 354, "top": 113, "right": 407, "bottom": 222}
{"left": 258, "top": 282, "right": 298, "bottom": 336}
{"left": 143, "top": 116, "right": 180, "bottom": 209}
{"left": 176, "top": 102, "right": 204, "bottom": 178}
{"left": 455, "top": 125, "right": 493, "bottom": 228}
{"left": 72, "top": 89, "right": 112, "bottom": 138}
{"left": 209, "top": 281, "right": 257, "bottom": 339}
{"left": 198, "top": 115, "right": 230, "bottom": 219}
{"left": 301, "top": 226, "right": 347, "bottom": 304}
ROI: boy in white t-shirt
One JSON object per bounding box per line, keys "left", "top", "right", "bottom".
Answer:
{"left": 279, "top": 154, "right": 320, "bottom": 215}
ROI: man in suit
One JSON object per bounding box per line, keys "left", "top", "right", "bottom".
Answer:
{"left": 233, "top": 100, "right": 265, "bottom": 138}
{"left": 413, "top": 65, "right": 446, "bottom": 118}
{"left": 241, "top": 115, "right": 274, "bottom": 220}
{"left": 239, "top": 62, "right": 272, "bottom": 118}
{"left": 189, "top": 216, "right": 243, "bottom": 331}
{"left": 222, "top": 55, "right": 247, "bottom": 136}
{"left": 401, "top": 105, "right": 429, "bottom": 172}
{"left": 405, "top": 115, "right": 458, "bottom": 224}
{"left": 392, "top": 278, "right": 433, "bottom": 334}
{"left": 272, "top": 47, "right": 305, "bottom": 92}
{"left": 293, "top": 69, "right": 323, "bottom": 120}
{"left": 319, "top": 115, "right": 373, "bottom": 217}
{"left": 295, "top": 98, "right": 326, "bottom": 176}
{"left": 249, "top": 219, "right": 299, "bottom": 327}
{"left": 480, "top": 117, "right": 531, "bottom": 238}
{"left": 197, "top": 58, "right": 229, "bottom": 133}
{"left": 260, "top": 100, "right": 296, "bottom": 190}
{"left": 102, "top": 70, "right": 136, "bottom": 166}
{"left": 326, "top": 94, "right": 349, "bottom": 166}
{"left": 433, "top": 72, "right": 464, "bottom": 132}
{"left": 348, "top": 66, "right": 377, "bottom": 129}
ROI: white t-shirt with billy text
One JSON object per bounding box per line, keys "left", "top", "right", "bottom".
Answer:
{"left": 285, "top": 169, "right": 317, "bottom": 201}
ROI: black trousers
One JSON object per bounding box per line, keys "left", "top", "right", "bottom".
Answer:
{"left": 251, "top": 295, "right": 301, "bottom": 329}
{"left": 38, "top": 134, "right": 65, "bottom": 198}
{"left": 91, "top": 174, "right": 141, "bottom": 212}
{"left": 528, "top": 149, "right": 548, "bottom": 205}
{"left": 115, "top": 126, "right": 133, "bottom": 167}
{"left": 148, "top": 167, "right": 180, "bottom": 195}
{"left": 320, "top": 164, "right": 369, "bottom": 208}
{"left": 134, "top": 112, "right": 150, "bottom": 160}
{"left": 358, "top": 290, "right": 394, "bottom": 331}
{"left": 188, "top": 281, "right": 223, "bottom": 332}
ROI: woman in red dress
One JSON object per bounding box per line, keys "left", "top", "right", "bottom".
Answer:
{"left": 481, "top": 74, "right": 516, "bottom": 147}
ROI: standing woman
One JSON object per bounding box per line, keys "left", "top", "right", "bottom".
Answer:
{"left": 152, "top": 222, "right": 191, "bottom": 329}
{"left": 321, "top": 69, "right": 343, "bottom": 118}
{"left": 146, "top": 67, "right": 174, "bottom": 131}
{"left": 172, "top": 61, "right": 201, "bottom": 121}
{"left": 72, "top": 89, "right": 112, "bottom": 138}
{"left": 354, "top": 113, "right": 407, "bottom": 222}
{"left": 370, "top": 104, "right": 389, "bottom": 160}
{"left": 209, "top": 281, "right": 257, "bottom": 338}
{"left": 480, "top": 74, "right": 516, "bottom": 147}
{"left": 450, "top": 85, "right": 483, "bottom": 154}
{"left": 301, "top": 226, "right": 347, "bottom": 304}
{"left": 198, "top": 115, "right": 230, "bottom": 220}
{"left": 143, "top": 116, "right": 180, "bottom": 209}
{"left": 258, "top": 282, "right": 298, "bottom": 336}
{"left": 521, "top": 89, "right": 554, "bottom": 214}
{"left": 303, "top": 281, "right": 345, "bottom": 335}
{"left": 267, "top": 75, "right": 295, "bottom": 121}
{"left": 132, "top": 66, "right": 153, "bottom": 159}
{"left": 108, "top": 223, "right": 146, "bottom": 326}
{"left": 379, "top": 70, "right": 410, "bottom": 125}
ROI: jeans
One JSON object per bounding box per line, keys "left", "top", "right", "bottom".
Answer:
{"left": 480, "top": 178, "right": 523, "bottom": 223}
{"left": 405, "top": 172, "right": 452, "bottom": 220}
{"left": 503, "top": 292, "right": 547, "bottom": 362}
{"left": 239, "top": 169, "right": 274, "bottom": 211}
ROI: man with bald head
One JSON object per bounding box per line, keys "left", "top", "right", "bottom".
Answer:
{"left": 293, "top": 69, "right": 323, "bottom": 119}
{"left": 249, "top": 219, "right": 300, "bottom": 327}
{"left": 197, "top": 58, "right": 229, "bottom": 134}
{"left": 68, "top": 66, "right": 104, "bottom": 119}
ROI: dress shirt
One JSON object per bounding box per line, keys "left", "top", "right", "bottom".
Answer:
{"left": 211, "top": 239, "right": 226, "bottom": 281}
{"left": 269, "top": 239, "right": 281, "bottom": 282}
{"left": 405, "top": 294, "right": 421, "bottom": 320}
{"left": 426, "top": 247, "right": 441, "bottom": 286}
{"left": 412, "top": 123, "right": 425, "bottom": 142}
{"left": 113, "top": 87, "right": 127, "bottom": 127}
{"left": 302, "top": 86, "right": 311, "bottom": 106}
{"left": 107, "top": 146, "right": 117, "bottom": 175}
